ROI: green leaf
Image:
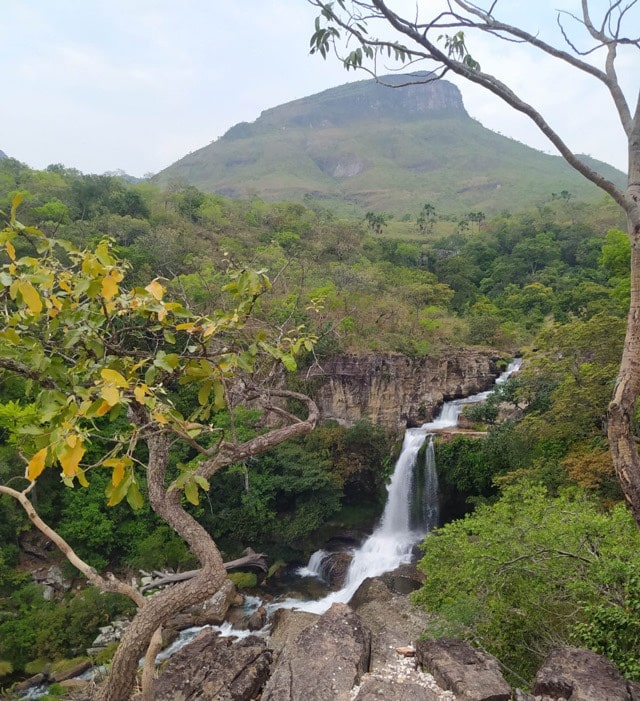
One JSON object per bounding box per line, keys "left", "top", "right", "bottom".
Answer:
{"left": 281, "top": 354, "right": 297, "bottom": 372}
{"left": 106, "top": 473, "right": 132, "bottom": 507}
{"left": 126, "top": 481, "right": 144, "bottom": 510}
{"left": 194, "top": 475, "right": 209, "bottom": 491}
{"left": 212, "top": 381, "right": 225, "bottom": 411}
{"left": 184, "top": 480, "right": 200, "bottom": 506}
{"left": 198, "top": 381, "right": 212, "bottom": 406}
{"left": 154, "top": 351, "right": 180, "bottom": 372}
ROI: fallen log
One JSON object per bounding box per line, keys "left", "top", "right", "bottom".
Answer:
{"left": 140, "top": 550, "right": 268, "bottom": 593}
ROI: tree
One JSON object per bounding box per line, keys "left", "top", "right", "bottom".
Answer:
{"left": 308, "top": 1, "right": 640, "bottom": 526}
{"left": 0, "top": 198, "right": 318, "bottom": 701}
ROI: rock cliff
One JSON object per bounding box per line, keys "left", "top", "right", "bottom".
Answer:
{"left": 305, "top": 349, "right": 503, "bottom": 432}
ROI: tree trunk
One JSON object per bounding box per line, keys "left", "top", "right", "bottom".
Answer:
{"left": 609, "top": 205, "right": 640, "bottom": 523}
{"left": 95, "top": 567, "right": 226, "bottom": 701}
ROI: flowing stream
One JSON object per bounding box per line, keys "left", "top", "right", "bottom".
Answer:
{"left": 271, "top": 358, "right": 522, "bottom": 615}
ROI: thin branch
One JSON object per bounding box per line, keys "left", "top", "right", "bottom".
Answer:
{"left": 0, "top": 357, "right": 61, "bottom": 390}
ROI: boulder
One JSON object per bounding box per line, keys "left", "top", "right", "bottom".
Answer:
{"left": 267, "top": 607, "right": 319, "bottom": 662}
{"left": 380, "top": 562, "right": 425, "bottom": 594}
{"left": 348, "top": 576, "right": 433, "bottom": 667}
{"left": 323, "top": 551, "right": 353, "bottom": 588}
{"left": 165, "top": 579, "right": 237, "bottom": 631}
{"left": 151, "top": 629, "right": 271, "bottom": 701}
{"left": 532, "top": 646, "right": 629, "bottom": 701}
{"left": 415, "top": 638, "right": 511, "bottom": 701}
{"left": 262, "top": 603, "right": 371, "bottom": 701}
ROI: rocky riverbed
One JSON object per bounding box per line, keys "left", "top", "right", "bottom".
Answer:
{"left": 28, "top": 564, "right": 640, "bottom": 701}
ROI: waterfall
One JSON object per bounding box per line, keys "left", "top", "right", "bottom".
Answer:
{"left": 276, "top": 358, "right": 521, "bottom": 615}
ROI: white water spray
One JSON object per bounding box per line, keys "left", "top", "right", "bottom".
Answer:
{"left": 277, "top": 359, "right": 521, "bottom": 614}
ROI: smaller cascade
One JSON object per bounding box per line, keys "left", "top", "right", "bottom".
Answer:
{"left": 417, "top": 437, "right": 439, "bottom": 532}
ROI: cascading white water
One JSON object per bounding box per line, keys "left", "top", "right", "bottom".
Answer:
{"left": 420, "top": 437, "right": 439, "bottom": 532}
{"left": 279, "top": 358, "right": 522, "bottom": 614}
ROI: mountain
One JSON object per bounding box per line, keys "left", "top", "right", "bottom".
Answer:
{"left": 0, "top": 150, "right": 7, "bottom": 160}
{"left": 153, "top": 73, "right": 625, "bottom": 215}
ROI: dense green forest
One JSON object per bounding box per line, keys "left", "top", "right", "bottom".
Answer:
{"left": 0, "top": 156, "right": 636, "bottom": 691}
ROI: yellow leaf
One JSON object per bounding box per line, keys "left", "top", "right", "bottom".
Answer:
{"left": 175, "top": 322, "right": 196, "bottom": 332}
{"left": 59, "top": 279, "right": 72, "bottom": 293}
{"left": 202, "top": 322, "right": 218, "bottom": 339}
{"left": 27, "top": 448, "right": 48, "bottom": 481}
{"left": 111, "top": 460, "right": 125, "bottom": 487}
{"left": 101, "top": 385, "right": 120, "bottom": 407}
{"left": 101, "top": 273, "right": 119, "bottom": 301}
{"left": 18, "top": 281, "right": 43, "bottom": 315}
{"left": 152, "top": 411, "right": 168, "bottom": 425}
{"left": 95, "top": 400, "right": 112, "bottom": 416}
{"left": 59, "top": 439, "right": 85, "bottom": 477}
{"left": 76, "top": 468, "right": 90, "bottom": 488}
{"left": 6, "top": 240, "right": 15, "bottom": 261}
{"left": 145, "top": 279, "right": 164, "bottom": 300}
{"left": 100, "top": 368, "right": 129, "bottom": 388}
{"left": 134, "top": 384, "right": 148, "bottom": 404}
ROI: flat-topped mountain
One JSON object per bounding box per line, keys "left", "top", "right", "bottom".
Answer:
{"left": 154, "top": 73, "right": 625, "bottom": 215}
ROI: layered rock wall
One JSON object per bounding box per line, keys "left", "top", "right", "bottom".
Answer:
{"left": 305, "top": 349, "right": 503, "bottom": 431}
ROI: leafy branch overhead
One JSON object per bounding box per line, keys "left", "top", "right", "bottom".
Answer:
{"left": 0, "top": 195, "right": 316, "bottom": 508}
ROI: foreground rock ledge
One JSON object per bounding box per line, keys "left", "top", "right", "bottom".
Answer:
{"left": 532, "top": 646, "right": 634, "bottom": 701}
{"left": 262, "top": 602, "right": 371, "bottom": 701}
{"left": 149, "top": 629, "right": 271, "bottom": 701}
{"left": 416, "top": 638, "right": 511, "bottom": 701}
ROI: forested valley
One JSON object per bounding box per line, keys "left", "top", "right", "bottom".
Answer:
{"left": 0, "top": 156, "right": 637, "bottom": 694}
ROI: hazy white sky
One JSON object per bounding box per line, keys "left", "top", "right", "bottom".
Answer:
{"left": 2, "top": 1, "right": 635, "bottom": 176}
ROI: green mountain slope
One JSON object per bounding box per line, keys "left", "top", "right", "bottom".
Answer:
{"left": 154, "top": 73, "right": 625, "bottom": 215}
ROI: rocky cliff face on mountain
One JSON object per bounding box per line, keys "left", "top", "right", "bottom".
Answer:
{"left": 306, "top": 349, "right": 502, "bottom": 431}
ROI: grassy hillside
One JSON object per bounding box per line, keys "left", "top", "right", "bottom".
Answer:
{"left": 154, "top": 75, "right": 625, "bottom": 216}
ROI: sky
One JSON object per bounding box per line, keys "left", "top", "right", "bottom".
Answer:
{"left": 2, "top": 1, "right": 636, "bottom": 177}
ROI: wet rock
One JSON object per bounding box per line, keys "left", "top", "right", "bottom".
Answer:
{"left": 262, "top": 603, "right": 371, "bottom": 701}
{"left": 323, "top": 551, "right": 353, "bottom": 588}
{"left": 165, "top": 578, "right": 237, "bottom": 631}
{"left": 194, "top": 578, "right": 238, "bottom": 625}
{"left": 12, "top": 672, "right": 47, "bottom": 693}
{"left": 532, "top": 646, "right": 629, "bottom": 701}
{"left": 152, "top": 629, "right": 271, "bottom": 701}
{"left": 230, "top": 604, "right": 268, "bottom": 632}
{"left": 416, "top": 638, "right": 511, "bottom": 701}
{"left": 349, "top": 576, "right": 433, "bottom": 667}
{"left": 50, "top": 660, "right": 93, "bottom": 682}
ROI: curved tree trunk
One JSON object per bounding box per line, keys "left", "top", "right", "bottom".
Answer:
{"left": 96, "top": 429, "right": 227, "bottom": 701}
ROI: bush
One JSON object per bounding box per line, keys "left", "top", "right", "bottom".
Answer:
{"left": 413, "top": 483, "right": 640, "bottom": 682}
